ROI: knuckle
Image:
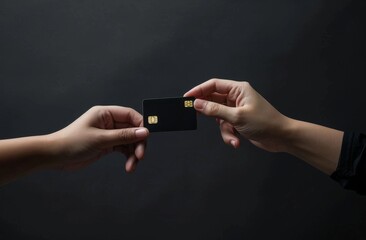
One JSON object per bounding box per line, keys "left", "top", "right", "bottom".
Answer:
{"left": 241, "top": 81, "right": 250, "bottom": 88}
{"left": 125, "top": 107, "right": 139, "bottom": 117}
{"left": 125, "top": 107, "right": 134, "bottom": 112}
{"left": 207, "top": 102, "right": 220, "bottom": 115}
{"left": 208, "top": 78, "right": 219, "bottom": 84}
{"left": 231, "top": 108, "right": 244, "bottom": 123}
{"left": 90, "top": 105, "right": 103, "bottom": 113}
{"left": 118, "top": 129, "right": 134, "bottom": 142}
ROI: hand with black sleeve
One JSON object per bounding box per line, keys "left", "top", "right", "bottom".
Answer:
{"left": 185, "top": 79, "right": 366, "bottom": 194}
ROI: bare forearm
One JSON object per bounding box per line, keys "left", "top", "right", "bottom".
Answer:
{"left": 281, "top": 118, "right": 344, "bottom": 175}
{"left": 0, "top": 135, "right": 57, "bottom": 185}
{"left": 185, "top": 79, "right": 345, "bottom": 177}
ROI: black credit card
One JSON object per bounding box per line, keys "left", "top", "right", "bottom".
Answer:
{"left": 143, "top": 97, "right": 197, "bottom": 132}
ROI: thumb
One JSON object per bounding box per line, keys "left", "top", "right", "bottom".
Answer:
{"left": 98, "top": 127, "right": 149, "bottom": 148}
{"left": 194, "top": 99, "right": 237, "bottom": 123}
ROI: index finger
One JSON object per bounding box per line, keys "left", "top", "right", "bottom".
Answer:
{"left": 104, "top": 106, "right": 143, "bottom": 127}
{"left": 184, "top": 78, "right": 239, "bottom": 98}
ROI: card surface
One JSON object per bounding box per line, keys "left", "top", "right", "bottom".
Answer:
{"left": 143, "top": 97, "right": 197, "bottom": 132}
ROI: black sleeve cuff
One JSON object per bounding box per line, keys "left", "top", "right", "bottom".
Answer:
{"left": 331, "top": 132, "right": 366, "bottom": 195}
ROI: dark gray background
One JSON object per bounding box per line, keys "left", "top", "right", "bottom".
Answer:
{"left": 1, "top": 0, "right": 366, "bottom": 239}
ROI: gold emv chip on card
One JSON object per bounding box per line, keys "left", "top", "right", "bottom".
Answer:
{"left": 147, "top": 116, "right": 158, "bottom": 124}
{"left": 143, "top": 97, "right": 197, "bottom": 132}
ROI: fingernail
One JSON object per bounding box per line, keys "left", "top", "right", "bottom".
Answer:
{"left": 194, "top": 99, "right": 206, "bottom": 110}
{"left": 230, "top": 140, "right": 237, "bottom": 148}
{"left": 135, "top": 128, "right": 148, "bottom": 138}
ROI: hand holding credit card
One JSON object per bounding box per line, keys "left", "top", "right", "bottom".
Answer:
{"left": 143, "top": 97, "right": 197, "bottom": 132}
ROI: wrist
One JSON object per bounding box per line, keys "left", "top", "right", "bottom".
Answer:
{"left": 272, "top": 118, "right": 343, "bottom": 174}
{"left": 37, "top": 133, "right": 64, "bottom": 170}
{"left": 274, "top": 117, "right": 300, "bottom": 153}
